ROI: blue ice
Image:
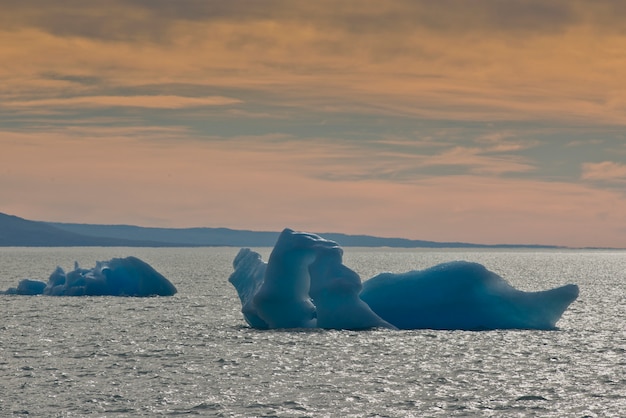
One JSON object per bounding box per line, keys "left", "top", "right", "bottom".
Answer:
{"left": 2, "top": 257, "right": 177, "bottom": 297}
{"left": 229, "top": 228, "right": 579, "bottom": 330}
{"left": 360, "top": 261, "right": 579, "bottom": 330}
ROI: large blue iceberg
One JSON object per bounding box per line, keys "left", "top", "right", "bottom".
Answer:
{"left": 360, "top": 262, "right": 579, "bottom": 330}
{"left": 229, "top": 228, "right": 579, "bottom": 330}
{"left": 1, "top": 256, "right": 177, "bottom": 297}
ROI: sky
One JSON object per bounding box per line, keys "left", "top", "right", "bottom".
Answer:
{"left": 2, "top": 0, "right": 626, "bottom": 248}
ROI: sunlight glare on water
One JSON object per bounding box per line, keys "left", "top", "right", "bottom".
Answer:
{"left": 0, "top": 247, "right": 625, "bottom": 417}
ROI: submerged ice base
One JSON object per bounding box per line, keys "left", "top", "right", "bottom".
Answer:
{"left": 229, "top": 228, "right": 579, "bottom": 331}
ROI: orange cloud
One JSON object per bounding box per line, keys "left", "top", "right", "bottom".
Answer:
{"left": 582, "top": 161, "right": 626, "bottom": 183}
{"left": 6, "top": 95, "right": 241, "bottom": 109}
{"left": 2, "top": 2, "right": 626, "bottom": 124}
{"left": 2, "top": 2, "right": 626, "bottom": 247}
{"left": 3, "top": 129, "right": 626, "bottom": 247}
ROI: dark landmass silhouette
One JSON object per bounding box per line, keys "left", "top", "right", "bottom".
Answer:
{"left": 1, "top": 211, "right": 563, "bottom": 248}
{"left": 0, "top": 213, "right": 170, "bottom": 247}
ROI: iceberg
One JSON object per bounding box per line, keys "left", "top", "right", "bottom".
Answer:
{"left": 229, "top": 229, "right": 394, "bottom": 330}
{"left": 228, "top": 248, "right": 269, "bottom": 329}
{"left": 1, "top": 256, "right": 177, "bottom": 297}
{"left": 1, "top": 278, "right": 47, "bottom": 295}
{"left": 308, "top": 245, "right": 397, "bottom": 330}
{"left": 228, "top": 228, "right": 579, "bottom": 330}
{"left": 360, "top": 261, "right": 579, "bottom": 330}
{"left": 250, "top": 229, "right": 340, "bottom": 328}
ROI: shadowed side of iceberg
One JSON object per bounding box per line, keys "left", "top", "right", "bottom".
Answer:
{"left": 1, "top": 278, "right": 47, "bottom": 295}
{"left": 100, "top": 256, "right": 177, "bottom": 297}
{"left": 359, "top": 261, "right": 579, "bottom": 330}
{"left": 228, "top": 248, "right": 269, "bottom": 329}
{"left": 308, "top": 246, "right": 397, "bottom": 330}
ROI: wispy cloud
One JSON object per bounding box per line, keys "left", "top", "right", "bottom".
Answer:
{"left": 2, "top": 1, "right": 626, "bottom": 246}
{"left": 581, "top": 161, "right": 626, "bottom": 183}
{"left": 2, "top": 1, "right": 626, "bottom": 124}
{"left": 5, "top": 95, "right": 241, "bottom": 109}
{"left": 3, "top": 129, "right": 625, "bottom": 247}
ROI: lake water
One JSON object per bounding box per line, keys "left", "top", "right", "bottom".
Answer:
{"left": 1, "top": 247, "right": 625, "bottom": 417}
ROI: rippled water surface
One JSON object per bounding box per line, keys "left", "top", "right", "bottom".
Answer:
{"left": 1, "top": 247, "right": 625, "bottom": 417}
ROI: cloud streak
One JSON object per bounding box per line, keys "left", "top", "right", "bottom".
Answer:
{"left": 582, "top": 161, "right": 626, "bottom": 183}
{"left": 2, "top": 1, "right": 626, "bottom": 247}
{"left": 2, "top": 1, "right": 626, "bottom": 124}
{"left": 6, "top": 95, "right": 241, "bottom": 109}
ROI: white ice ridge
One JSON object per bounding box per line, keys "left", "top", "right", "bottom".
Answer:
{"left": 228, "top": 228, "right": 579, "bottom": 330}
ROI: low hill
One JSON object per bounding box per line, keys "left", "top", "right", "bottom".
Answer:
{"left": 48, "top": 223, "right": 280, "bottom": 247}
{"left": 1, "top": 212, "right": 561, "bottom": 248}
{"left": 0, "top": 213, "right": 165, "bottom": 247}
{"left": 49, "top": 221, "right": 558, "bottom": 249}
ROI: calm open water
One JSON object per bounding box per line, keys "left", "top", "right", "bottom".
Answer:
{"left": 1, "top": 247, "right": 625, "bottom": 417}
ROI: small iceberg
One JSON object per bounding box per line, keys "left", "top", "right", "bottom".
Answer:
{"left": 1, "top": 256, "right": 177, "bottom": 297}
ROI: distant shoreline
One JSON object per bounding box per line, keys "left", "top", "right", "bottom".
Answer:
{"left": 2, "top": 212, "right": 621, "bottom": 250}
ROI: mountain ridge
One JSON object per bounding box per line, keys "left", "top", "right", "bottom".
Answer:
{"left": 0, "top": 212, "right": 171, "bottom": 247}
{"left": 1, "top": 212, "right": 563, "bottom": 248}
